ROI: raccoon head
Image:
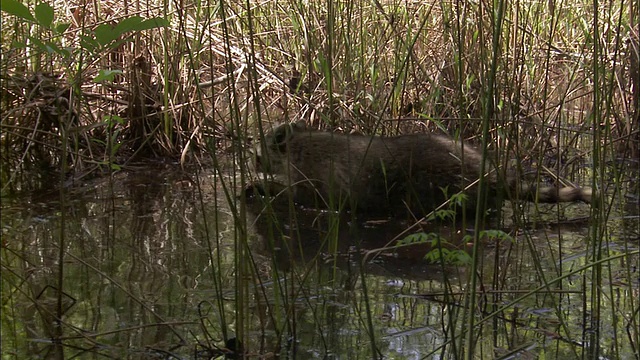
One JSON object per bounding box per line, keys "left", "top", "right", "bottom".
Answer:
{"left": 255, "top": 121, "right": 307, "bottom": 174}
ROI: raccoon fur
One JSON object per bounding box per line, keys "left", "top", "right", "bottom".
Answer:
{"left": 252, "top": 121, "right": 591, "bottom": 216}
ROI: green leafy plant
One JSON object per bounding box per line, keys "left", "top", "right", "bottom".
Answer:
{"left": 398, "top": 232, "right": 473, "bottom": 265}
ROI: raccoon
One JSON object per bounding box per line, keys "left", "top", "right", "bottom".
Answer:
{"left": 252, "top": 121, "right": 591, "bottom": 216}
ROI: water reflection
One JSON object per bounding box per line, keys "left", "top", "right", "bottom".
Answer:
{"left": 246, "top": 191, "right": 470, "bottom": 281}
{"left": 1, "top": 166, "right": 637, "bottom": 359}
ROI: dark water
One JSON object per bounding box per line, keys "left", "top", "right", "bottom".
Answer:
{"left": 1, "top": 165, "right": 638, "bottom": 359}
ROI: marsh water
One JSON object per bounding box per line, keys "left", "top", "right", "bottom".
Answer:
{"left": 1, "top": 164, "right": 638, "bottom": 359}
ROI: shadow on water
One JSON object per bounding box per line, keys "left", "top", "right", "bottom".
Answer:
{"left": 246, "top": 192, "right": 472, "bottom": 282}
{"left": 1, "top": 164, "right": 638, "bottom": 359}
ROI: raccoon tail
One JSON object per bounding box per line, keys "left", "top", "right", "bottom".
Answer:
{"left": 524, "top": 185, "right": 592, "bottom": 203}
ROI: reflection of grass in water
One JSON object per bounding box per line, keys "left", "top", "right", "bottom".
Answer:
{"left": 0, "top": 160, "right": 636, "bottom": 358}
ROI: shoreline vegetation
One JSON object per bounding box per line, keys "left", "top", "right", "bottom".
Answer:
{"left": 1, "top": 0, "right": 637, "bottom": 192}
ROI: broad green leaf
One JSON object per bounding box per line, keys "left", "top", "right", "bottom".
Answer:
{"left": 93, "top": 69, "right": 123, "bottom": 83}
{"left": 79, "top": 34, "right": 99, "bottom": 52}
{"left": 136, "top": 17, "right": 169, "bottom": 31}
{"left": 113, "top": 16, "right": 144, "bottom": 36}
{"left": 111, "top": 142, "right": 122, "bottom": 154}
{"left": 28, "top": 37, "right": 52, "bottom": 53}
{"left": 105, "top": 115, "right": 125, "bottom": 127}
{"left": 94, "top": 23, "right": 117, "bottom": 45}
{"left": 28, "top": 37, "right": 67, "bottom": 56}
{"left": 48, "top": 41, "right": 70, "bottom": 57}
{"left": 34, "top": 2, "right": 54, "bottom": 28}
{"left": 55, "top": 22, "right": 70, "bottom": 34}
{"left": 1, "top": 0, "right": 35, "bottom": 21}
{"left": 43, "top": 40, "right": 62, "bottom": 54}
{"left": 451, "top": 251, "right": 472, "bottom": 266}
